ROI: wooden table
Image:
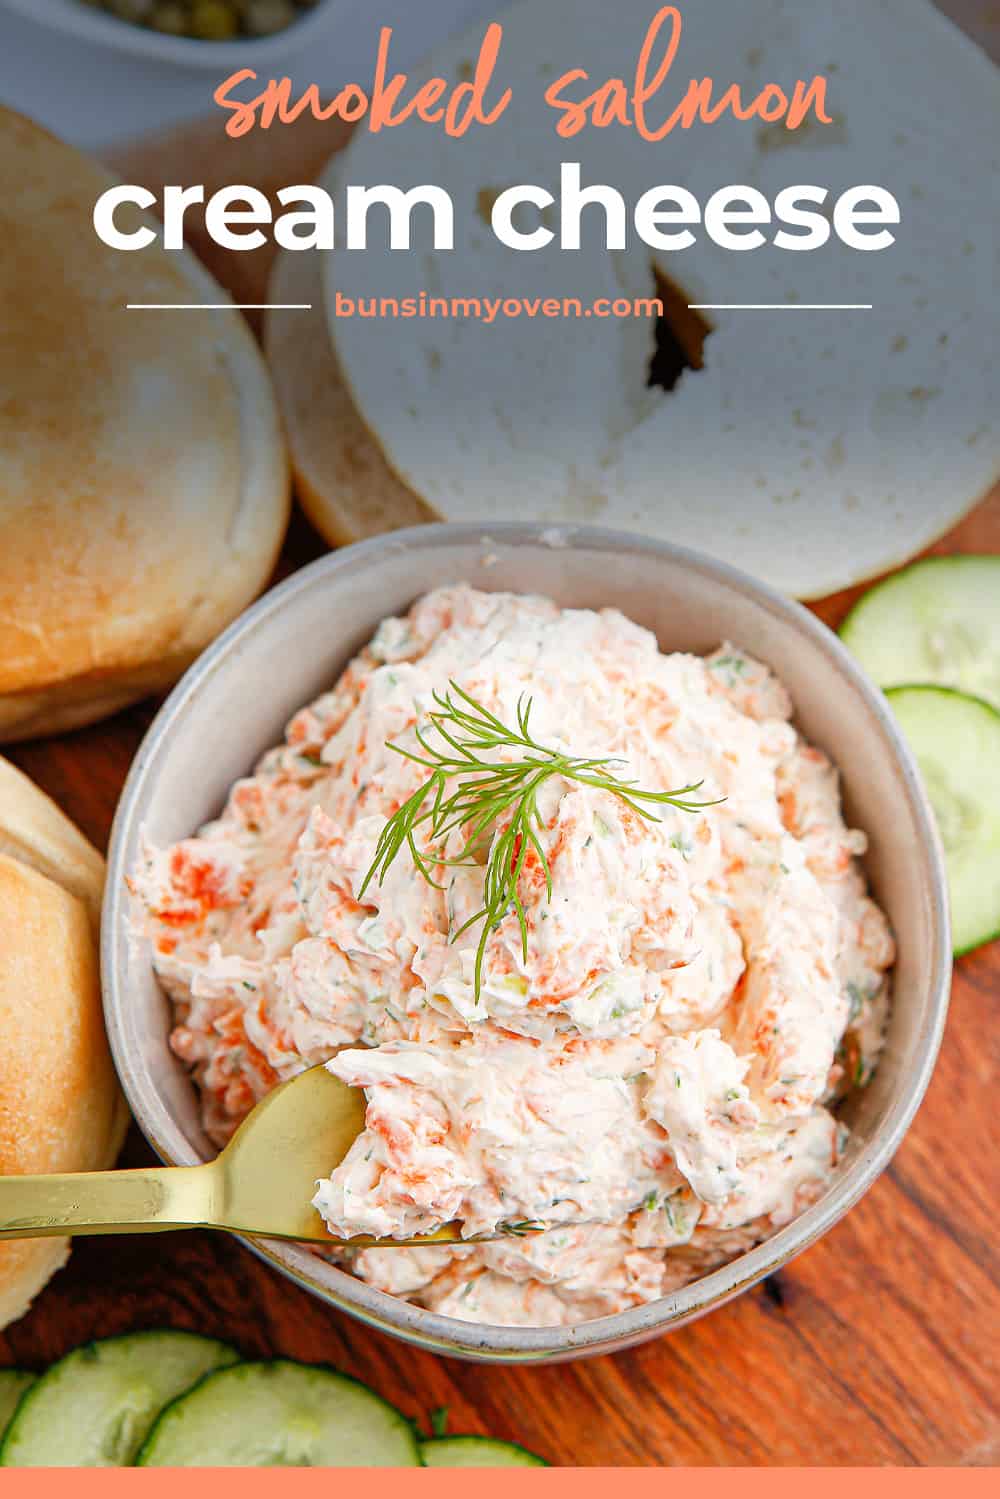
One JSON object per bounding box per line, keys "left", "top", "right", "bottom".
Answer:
{"left": 1, "top": 59, "right": 998, "bottom": 1465}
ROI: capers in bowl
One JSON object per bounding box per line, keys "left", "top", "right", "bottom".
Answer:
{"left": 80, "top": 0, "right": 320, "bottom": 40}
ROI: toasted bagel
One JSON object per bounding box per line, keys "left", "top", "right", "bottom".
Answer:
{"left": 265, "top": 242, "right": 436, "bottom": 547}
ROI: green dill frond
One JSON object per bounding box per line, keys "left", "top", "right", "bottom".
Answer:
{"left": 360, "top": 682, "right": 720, "bottom": 999}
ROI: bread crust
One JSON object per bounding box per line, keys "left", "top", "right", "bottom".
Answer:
{"left": 0, "top": 853, "right": 128, "bottom": 1330}
{"left": 0, "top": 108, "right": 291, "bottom": 742}
{"left": 265, "top": 245, "right": 437, "bottom": 548}
{"left": 0, "top": 756, "right": 105, "bottom": 927}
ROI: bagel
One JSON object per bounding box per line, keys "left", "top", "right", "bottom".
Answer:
{"left": 0, "top": 761, "right": 127, "bottom": 1330}
{"left": 265, "top": 244, "right": 436, "bottom": 546}
{"left": 0, "top": 108, "right": 290, "bottom": 742}
{"left": 320, "top": 0, "right": 998, "bottom": 597}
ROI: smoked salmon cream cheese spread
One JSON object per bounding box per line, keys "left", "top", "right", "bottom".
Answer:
{"left": 133, "top": 586, "right": 894, "bottom": 1327}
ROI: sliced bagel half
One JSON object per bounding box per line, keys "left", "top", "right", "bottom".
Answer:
{"left": 265, "top": 238, "right": 437, "bottom": 546}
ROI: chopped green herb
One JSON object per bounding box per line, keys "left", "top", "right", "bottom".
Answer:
{"left": 846, "top": 980, "right": 865, "bottom": 1025}
{"left": 711, "top": 654, "right": 748, "bottom": 681}
{"left": 500, "top": 1220, "right": 547, "bottom": 1237}
{"left": 663, "top": 1191, "right": 688, "bottom": 1233}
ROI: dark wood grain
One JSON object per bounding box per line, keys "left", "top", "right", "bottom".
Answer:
{"left": 1, "top": 107, "right": 998, "bottom": 1470}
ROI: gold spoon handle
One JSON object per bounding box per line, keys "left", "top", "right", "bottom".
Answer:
{"left": 0, "top": 1167, "right": 542, "bottom": 1247}
{"left": 0, "top": 1164, "right": 216, "bottom": 1239}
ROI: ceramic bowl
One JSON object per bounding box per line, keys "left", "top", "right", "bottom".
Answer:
{"left": 0, "top": 0, "right": 339, "bottom": 71}
{"left": 103, "top": 522, "right": 951, "bottom": 1362}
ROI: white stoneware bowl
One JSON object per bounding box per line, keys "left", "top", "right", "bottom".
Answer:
{"left": 103, "top": 523, "right": 951, "bottom": 1362}
{"left": 0, "top": 0, "right": 339, "bottom": 70}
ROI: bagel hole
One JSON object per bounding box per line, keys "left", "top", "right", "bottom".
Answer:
{"left": 648, "top": 267, "right": 712, "bottom": 392}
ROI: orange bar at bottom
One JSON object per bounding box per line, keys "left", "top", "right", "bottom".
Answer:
{"left": 6, "top": 1469, "right": 999, "bottom": 1495}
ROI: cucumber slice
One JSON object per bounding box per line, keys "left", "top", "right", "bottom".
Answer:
{"left": 840, "top": 556, "right": 1000, "bottom": 708}
{"left": 421, "top": 1437, "right": 547, "bottom": 1467}
{"left": 0, "top": 1373, "right": 35, "bottom": 1442}
{"left": 137, "top": 1361, "right": 422, "bottom": 1467}
{"left": 0, "top": 1332, "right": 237, "bottom": 1467}
{"left": 886, "top": 686, "right": 1000, "bottom": 954}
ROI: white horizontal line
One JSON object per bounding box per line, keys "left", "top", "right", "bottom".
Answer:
{"left": 125, "top": 303, "right": 313, "bottom": 310}
{"left": 689, "top": 302, "right": 873, "bottom": 310}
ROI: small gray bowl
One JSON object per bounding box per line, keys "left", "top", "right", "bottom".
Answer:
{"left": 103, "top": 523, "right": 951, "bottom": 1362}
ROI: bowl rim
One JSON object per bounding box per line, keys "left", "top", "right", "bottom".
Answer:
{"left": 0, "top": 0, "right": 340, "bottom": 70}
{"left": 103, "top": 521, "right": 952, "bottom": 1360}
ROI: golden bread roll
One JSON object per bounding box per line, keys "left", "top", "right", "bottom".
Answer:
{"left": 0, "top": 766, "right": 127, "bottom": 1330}
{"left": 265, "top": 244, "right": 436, "bottom": 547}
{"left": 0, "top": 757, "right": 104, "bottom": 928}
{"left": 0, "top": 108, "right": 290, "bottom": 742}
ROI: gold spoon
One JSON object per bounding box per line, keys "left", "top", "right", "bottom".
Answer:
{"left": 0, "top": 1065, "right": 499, "bottom": 1249}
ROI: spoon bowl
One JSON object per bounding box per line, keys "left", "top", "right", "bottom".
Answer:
{"left": 0, "top": 1065, "right": 471, "bottom": 1248}
{"left": 219, "top": 1064, "right": 367, "bottom": 1243}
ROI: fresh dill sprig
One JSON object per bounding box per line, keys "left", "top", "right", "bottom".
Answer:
{"left": 360, "top": 681, "right": 719, "bottom": 999}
